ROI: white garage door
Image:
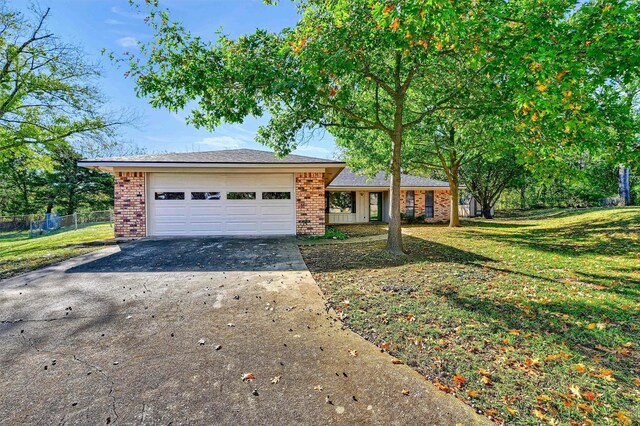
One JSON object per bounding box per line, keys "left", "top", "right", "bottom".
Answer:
{"left": 148, "top": 173, "right": 295, "bottom": 236}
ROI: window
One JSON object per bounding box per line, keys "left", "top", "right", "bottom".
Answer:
{"left": 326, "top": 191, "right": 356, "bottom": 213}
{"left": 262, "top": 192, "right": 291, "bottom": 200}
{"left": 405, "top": 190, "right": 415, "bottom": 218}
{"left": 425, "top": 190, "right": 434, "bottom": 218}
{"left": 227, "top": 191, "right": 256, "bottom": 200}
{"left": 155, "top": 192, "right": 184, "bottom": 200}
{"left": 191, "top": 192, "right": 221, "bottom": 200}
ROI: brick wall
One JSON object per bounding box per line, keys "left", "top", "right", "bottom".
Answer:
{"left": 428, "top": 189, "right": 451, "bottom": 222}
{"left": 399, "top": 189, "right": 450, "bottom": 222}
{"left": 114, "top": 171, "right": 146, "bottom": 238}
{"left": 295, "top": 172, "right": 325, "bottom": 236}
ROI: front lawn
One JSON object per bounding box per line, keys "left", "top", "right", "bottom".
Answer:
{"left": 0, "top": 224, "right": 115, "bottom": 280}
{"left": 301, "top": 208, "right": 640, "bottom": 425}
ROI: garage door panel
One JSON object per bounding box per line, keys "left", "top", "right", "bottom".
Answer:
{"left": 149, "top": 173, "right": 295, "bottom": 236}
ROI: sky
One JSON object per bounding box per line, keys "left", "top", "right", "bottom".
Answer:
{"left": 13, "top": 0, "right": 338, "bottom": 159}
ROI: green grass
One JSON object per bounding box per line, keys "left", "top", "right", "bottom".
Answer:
{"left": 301, "top": 207, "right": 640, "bottom": 425}
{"left": 0, "top": 223, "right": 114, "bottom": 280}
{"left": 302, "top": 225, "right": 349, "bottom": 240}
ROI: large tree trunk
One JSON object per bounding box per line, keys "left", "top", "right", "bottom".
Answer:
{"left": 448, "top": 164, "right": 460, "bottom": 227}
{"left": 618, "top": 164, "right": 630, "bottom": 205}
{"left": 482, "top": 205, "right": 494, "bottom": 219}
{"left": 386, "top": 132, "right": 404, "bottom": 255}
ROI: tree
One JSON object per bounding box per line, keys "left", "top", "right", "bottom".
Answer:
{"left": 121, "top": 0, "right": 639, "bottom": 252}
{"left": 460, "top": 149, "right": 524, "bottom": 219}
{"left": 120, "top": 0, "right": 496, "bottom": 254}
{"left": 0, "top": 3, "right": 130, "bottom": 152}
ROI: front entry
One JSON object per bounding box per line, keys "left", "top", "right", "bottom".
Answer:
{"left": 369, "top": 192, "right": 382, "bottom": 221}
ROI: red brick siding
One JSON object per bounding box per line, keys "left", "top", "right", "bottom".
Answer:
{"left": 399, "top": 189, "right": 450, "bottom": 222}
{"left": 114, "top": 171, "right": 146, "bottom": 238}
{"left": 295, "top": 172, "right": 325, "bottom": 236}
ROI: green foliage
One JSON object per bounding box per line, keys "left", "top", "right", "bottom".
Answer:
{"left": 0, "top": 3, "right": 129, "bottom": 152}
{"left": 306, "top": 226, "right": 349, "bottom": 241}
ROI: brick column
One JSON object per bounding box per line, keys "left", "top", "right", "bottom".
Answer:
{"left": 295, "top": 172, "right": 325, "bottom": 236}
{"left": 114, "top": 171, "right": 146, "bottom": 238}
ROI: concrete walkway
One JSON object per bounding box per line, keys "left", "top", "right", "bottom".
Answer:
{"left": 0, "top": 238, "right": 489, "bottom": 425}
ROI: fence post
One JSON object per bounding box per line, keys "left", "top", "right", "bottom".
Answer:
{"left": 74, "top": 212, "right": 78, "bottom": 230}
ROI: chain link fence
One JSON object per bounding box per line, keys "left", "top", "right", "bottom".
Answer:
{"left": 29, "top": 210, "right": 113, "bottom": 237}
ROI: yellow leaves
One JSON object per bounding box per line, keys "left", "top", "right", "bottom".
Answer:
{"left": 556, "top": 70, "right": 568, "bottom": 81}
{"left": 271, "top": 376, "right": 281, "bottom": 384}
{"left": 391, "top": 358, "right": 403, "bottom": 364}
{"left": 582, "top": 390, "right": 596, "bottom": 401}
{"left": 380, "top": 342, "right": 391, "bottom": 350}
{"left": 508, "top": 329, "right": 521, "bottom": 335}
{"left": 383, "top": 4, "right": 394, "bottom": 15}
{"left": 569, "top": 384, "right": 581, "bottom": 399}
{"left": 536, "top": 82, "right": 548, "bottom": 92}
{"left": 348, "top": 349, "right": 358, "bottom": 357}
{"left": 587, "top": 323, "right": 596, "bottom": 330}
{"left": 435, "top": 41, "right": 443, "bottom": 50}
{"left": 614, "top": 412, "right": 631, "bottom": 426}
{"left": 573, "top": 363, "right": 586, "bottom": 373}
{"left": 531, "top": 112, "right": 539, "bottom": 122}
{"left": 433, "top": 378, "right": 453, "bottom": 393}
{"left": 401, "top": 388, "right": 410, "bottom": 396}
{"left": 633, "top": 377, "right": 640, "bottom": 387}
{"left": 389, "top": 18, "right": 400, "bottom": 32}
{"left": 536, "top": 394, "right": 551, "bottom": 402}
{"left": 405, "top": 313, "right": 416, "bottom": 322}
{"left": 590, "top": 368, "right": 616, "bottom": 382}
{"left": 544, "top": 352, "right": 572, "bottom": 362}
{"left": 587, "top": 322, "right": 606, "bottom": 330}
{"left": 466, "top": 390, "right": 481, "bottom": 398}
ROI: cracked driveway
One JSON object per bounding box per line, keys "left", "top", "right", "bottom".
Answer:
{"left": 0, "top": 238, "right": 489, "bottom": 425}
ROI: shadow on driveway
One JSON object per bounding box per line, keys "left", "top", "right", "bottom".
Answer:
{"left": 67, "top": 237, "right": 308, "bottom": 273}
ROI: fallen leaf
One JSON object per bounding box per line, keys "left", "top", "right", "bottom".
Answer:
{"left": 271, "top": 376, "right": 281, "bottom": 384}
{"left": 633, "top": 377, "right": 640, "bottom": 387}
{"left": 242, "top": 373, "right": 255, "bottom": 382}
{"left": 314, "top": 385, "right": 323, "bottom": 391}
{"left": 481, "top": 375, "right": 493, "bottom": 386}
{"left": 587, "top": 323, "right": 596, "bottom": 330}
{"left": 614, "top": 412, "right": 631, "bottom": 426}
{"left": 402, "top": 389, "right": 410, "bottom": 396}
{"left": 569, "top": 384, "right": 581, "bottom": 399}
{"left": 198, "top": 338, "right": 205, "bottom": 345}
{"left": 573, "top": 363, "right": 586, "bottom": 373}
{"left": 389, "top": 18, "right": 400, "bottom": 32}
{"left": 381, "top": 342, "right": 391, "bottom": 350}
{"left": 453, "top": 374, "right": 466, "bottom": 386}
{"left": 348, "top": 349, "right": 358, "bottom": 357}
{"left": 466, "top": 390, "right": 481, "bottom": 397}
{"left": 391, "top": 359, "right": 403, "bottom": 364}
{"left": 582, "top": 390, "right": 596, "bottom": 401}
{"left": 509, "top": 329, "right": 521, "bottom": 335}
{"left": 536, "top": 395, "right": 551, "bottom": 402}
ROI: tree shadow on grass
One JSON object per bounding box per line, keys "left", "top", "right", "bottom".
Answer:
{"left": 460, "top": 214, "right": 639, "bottom": 257}
{"left": 432, "top": 285, "right": 640, "bottom": 375}
{"left": 301, "top": 235, "right": 494, "bottom": 273}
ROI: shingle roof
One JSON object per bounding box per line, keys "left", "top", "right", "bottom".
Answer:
{"left": 81, "top": 148, "right": 344, "bottom": 164}
{"left": 328, "top": 168, "right": 449, "bottom": 188}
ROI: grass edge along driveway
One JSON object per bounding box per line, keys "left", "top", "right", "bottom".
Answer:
{"left": 0, "top": 223, "right": 114, "bottom": 280}
{"left": 301, "top": 208, "right": 640, "bottom": 425}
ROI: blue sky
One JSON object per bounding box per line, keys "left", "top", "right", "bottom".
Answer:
{"left": 15, "top": 0, "right": 338, "bottom": 159}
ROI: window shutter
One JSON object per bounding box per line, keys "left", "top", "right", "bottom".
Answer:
{"left": 325, "top": 191, "right": 330, "bottom": 213}
{"left": 351, "top": 192, "right": 356, "bottom": 213}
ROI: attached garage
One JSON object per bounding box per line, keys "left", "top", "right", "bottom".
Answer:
{"left": 148, "top": 172, "right": 295, "bottom": 236}
{"left": 77, "top": 149, "right": 345, "bottom": 238}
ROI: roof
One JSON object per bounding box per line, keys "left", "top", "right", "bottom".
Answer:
{"left": 328, "top": 168, "right": 449, "bottom": 188}
{"left": 79, "top": 148, "right": 344, "bottom": 165}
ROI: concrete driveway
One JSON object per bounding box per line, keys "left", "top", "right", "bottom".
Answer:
{"left": 0, "top": 238, "right": 489, "bottom": 425}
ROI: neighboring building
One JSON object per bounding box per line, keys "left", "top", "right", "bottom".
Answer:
{"left": 78, "top": 149, "right": 451, "bottom": 238}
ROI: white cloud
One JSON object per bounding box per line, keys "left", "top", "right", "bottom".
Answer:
{"left": 116, "top": 36, "right": 138, "bottom": 48}
{"left": 293, "top": 145, "right": 333, "bottom": 159}
{"left": 104, "top": 19, "right": 125, "bottom": 25}
{"left": 195, "top": 136, "right": 248, "bottom": 150}
{"left": 111, "top": 6, "right": 145, "bottom": 20}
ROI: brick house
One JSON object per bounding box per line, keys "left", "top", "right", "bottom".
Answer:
{"left": 78, "top": 149, "right": 451, "bottom": 238}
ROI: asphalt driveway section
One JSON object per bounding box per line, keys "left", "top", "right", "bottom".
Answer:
{"left": 0, "top": 238, "right": 490, "bottom": 426}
